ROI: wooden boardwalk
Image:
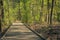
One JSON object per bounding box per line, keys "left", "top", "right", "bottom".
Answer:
{"left": 1, "top": 22, "right": 41, "bottom": 40}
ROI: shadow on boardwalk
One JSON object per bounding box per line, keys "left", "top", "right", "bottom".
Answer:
{"left": 1, "top": 22, "right": 41, "bottom": 40}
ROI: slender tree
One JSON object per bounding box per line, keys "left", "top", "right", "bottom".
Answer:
{"left": 39, "top": 0, "right": 44, "bottom": 24}
{"left": 18, "top": 0, "right": 21, "bottom": 20}
{"left": 50, "top": 0, "right": 54, "bottom": 25}
{"left": 47, "top": 0, "right": 50, "bottom": 24}
{"left": 8, "top": 0, "right": 11, "bottom": 23}
{"left": 23, "top": 0, "right": 28, "bottom": 23}
{"left": 0, "top": 0, "right": 1, "bottom": 32}
{"left": 0, "top": 0, "right": 4, "bottom": 32}
{"left": 19, "top": 1, "right": 21, "bottom": 20}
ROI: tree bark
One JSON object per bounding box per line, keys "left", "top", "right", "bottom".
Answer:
{"left": 39, "top": 0, "right": 44, "bottom": 24}
{"left": 0, "top": 0, "right": 4, "bottom": 32}
{"left": 47, "top": 0, "right": 50, "bottom": 24}
{"left": 50, "top": 0, "right": 54, "bottom": 25}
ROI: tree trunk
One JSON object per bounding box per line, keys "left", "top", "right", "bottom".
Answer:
{"left": 39, "top": 0, "right": 44, "bottom": 24}
{"left": 50, "top": 0, "right": 54, "bottom": 25}
{"left": 23, "top": 1, "right": 28, "bottom": 23}
{"left": 0, "top": 0, "right": 4, "bottom": 32}
{"left": 18, "top": 2, "right": 21, "bottom": 20}
{"left": 0, "top": 0, "right": 2, "bottom": 32}
{"left": 47, "top": 0, "right": 50, "bottom": 24}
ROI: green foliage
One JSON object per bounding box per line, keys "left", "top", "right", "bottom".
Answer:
{"left": 2, "top": 0, "right": 60, "bottom": 31}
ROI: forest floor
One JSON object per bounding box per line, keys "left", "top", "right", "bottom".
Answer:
{"left": 0, "top": 22, "right": 41, "bottom": 40}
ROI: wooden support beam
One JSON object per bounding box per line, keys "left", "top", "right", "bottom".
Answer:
{"left": 24, "top": 23, "right": 46, "bottom": 40}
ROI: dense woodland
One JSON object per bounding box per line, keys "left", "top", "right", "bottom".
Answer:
{"left": 0, "top": 0, "right": 60, "bottom": 37}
